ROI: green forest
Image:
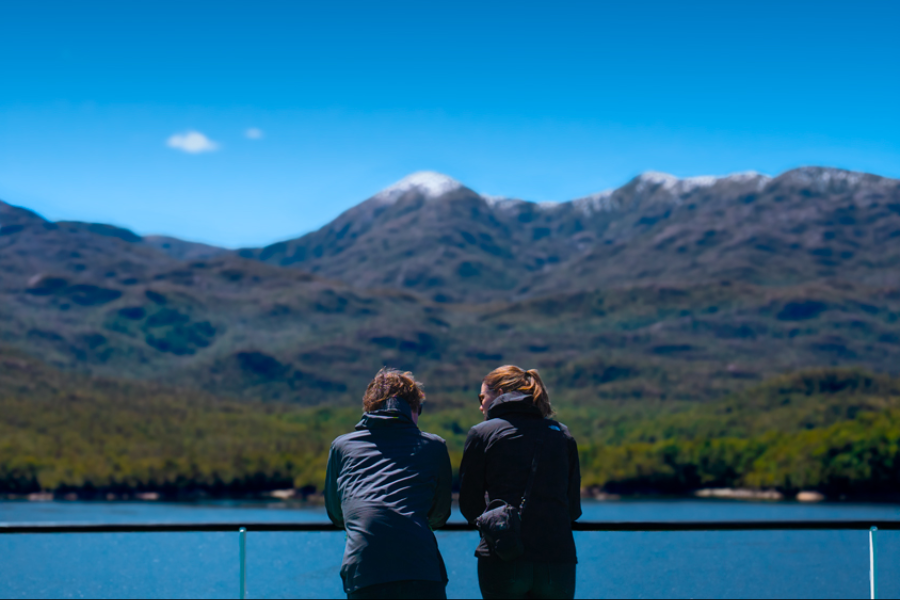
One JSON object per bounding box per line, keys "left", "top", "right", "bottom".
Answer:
{"left": 3, "top": 344, "right": 900, "bottom": 500}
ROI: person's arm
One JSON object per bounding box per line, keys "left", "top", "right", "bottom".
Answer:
{"left": 324, "top": 443, "right": 345, "bottom": 529}
{"left": 567, "top": 433, "right": 583, "bottom": 522}
{"left": 428, "top": 440, "right": 453, "bottom": 530}
{"left": 458, "top": 428, "right": 487, "bottom": 525}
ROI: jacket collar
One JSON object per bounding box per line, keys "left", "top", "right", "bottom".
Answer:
{"left": 485, "top": 391, "right": 543, "bottom": 420}
{"left": 355, "top": 397, "right": 418, "bottom": 431}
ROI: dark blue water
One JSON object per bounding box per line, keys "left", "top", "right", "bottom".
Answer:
{"left": 1, "top": 500, "right": 899, "bottom": 599}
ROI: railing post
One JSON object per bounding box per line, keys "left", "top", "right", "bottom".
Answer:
{"left": 240, "top": 527, "right": 247, "bottom": 600}
{"left": 870, "top": 526, "right": 878, "bottom": 600}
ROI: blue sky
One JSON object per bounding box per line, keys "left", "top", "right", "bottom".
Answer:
{"left": 1, "top": 0, "right": 898, "bottom": 248}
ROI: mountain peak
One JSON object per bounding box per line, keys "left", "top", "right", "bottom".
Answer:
{"left": 370, "top": 171, "right": 466, "bottom": 204}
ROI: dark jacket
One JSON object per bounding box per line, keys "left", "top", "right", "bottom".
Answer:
{"left": 458, "top": 392, "right": 582, "bottom": 563}
{"left": 325, "top": 398, "right": 453, "bottom": 594}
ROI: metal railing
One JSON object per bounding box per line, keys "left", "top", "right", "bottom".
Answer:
{"left": 1, "top": 520, "right": 895, "bottom": 599}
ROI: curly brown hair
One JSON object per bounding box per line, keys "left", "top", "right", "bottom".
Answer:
{"left": 363, "top": 367, "right": 425, "bottom": 413}
{"left": 483, "top": 365, "right": 553, "bottom": 418}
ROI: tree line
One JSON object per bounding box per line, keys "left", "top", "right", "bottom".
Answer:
{"left": 2, "top": 367, "right": 899, "bottom": 499}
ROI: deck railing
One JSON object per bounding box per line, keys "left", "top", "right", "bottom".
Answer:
{"left": 1, "top": 520, "right": 895, "bottom": 599}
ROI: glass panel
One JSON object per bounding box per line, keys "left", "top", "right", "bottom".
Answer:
{"left": 575, "top": 530, "right": 871, "bottom": 599}
{"left": 877, "top": 530, "right": 899, "bottom": 599}
{"left": 243, "top": 532, "right": 345, "bottom": 599}
{"left": 0, "top": 532, "right": 235, "bottom": 599}
{"left": 0, "top": 528, "right": 897, "bottom": 598}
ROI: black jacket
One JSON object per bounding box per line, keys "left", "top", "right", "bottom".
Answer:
{"left": 325, "top": 398, "right": 453, "bottom": 593}
{"left": 458, "top": 392, "right": 582, "bottom": 563}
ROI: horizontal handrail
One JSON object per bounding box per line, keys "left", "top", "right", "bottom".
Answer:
{"left": 1, "top": 520, "right": 899, "bottom": 534}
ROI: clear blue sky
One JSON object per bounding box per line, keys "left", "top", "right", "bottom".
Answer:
{"left": 1, "top": 0, "right": 898, "bottom": 248}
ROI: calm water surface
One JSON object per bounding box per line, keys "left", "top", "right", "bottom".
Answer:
{"left": 2, "top": 500, "right": 899, "bottom": 599}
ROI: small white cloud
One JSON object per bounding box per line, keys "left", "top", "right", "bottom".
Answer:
{"left": 167, "top": 131, "right": 219, "bottom": 153}
{"left": 245, "top": 127, "right": 264, "bottom": 140}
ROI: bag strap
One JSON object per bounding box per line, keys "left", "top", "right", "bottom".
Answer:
{"left": 518, "top": 421, "right": 548, "bottom": 520}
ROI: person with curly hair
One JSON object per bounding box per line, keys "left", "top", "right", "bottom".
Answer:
{"left": 325, "top": 368, "right": 452, "bottom": 599}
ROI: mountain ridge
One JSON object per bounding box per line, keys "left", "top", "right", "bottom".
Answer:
{"left": 1, "top": 165, "right": 899, "bottom": 406}
{"left": 240, "top": 166, "right": 900, "bottom": 303}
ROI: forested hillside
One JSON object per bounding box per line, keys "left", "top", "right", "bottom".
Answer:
{"left": 2, "top": 347, "right": 898, "bottom": 499}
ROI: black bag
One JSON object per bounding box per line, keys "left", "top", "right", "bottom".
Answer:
{"left": 475, "top": 424, "right": 546, "bottom": 561}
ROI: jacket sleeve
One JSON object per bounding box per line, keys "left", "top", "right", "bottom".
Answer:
{"left": 567, "top": 433, "right": 583, "bottom": 522}
{"left": 428, "top": 440, "right": 453, "bottom": 530}
{"left": 324, "top": 443, "right": 344, "bottom": 529}
{"left": 458, "top": 427, "right": 487, "bottom": 525}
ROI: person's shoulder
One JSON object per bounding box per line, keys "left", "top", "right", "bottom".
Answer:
{"left": 330, "top": 430, "right": 368, "bottom": 452}
{"left": 468, "top": 419, "right": 495, "bottom": 435}
{"left": 469, "top": 417, "right": 515, "bottom": 444}
{"left": 419, "top": 430, "right": 448, "bottom": 447}
{"left": 468, "top": 417, "right": 511, "bottom": 439}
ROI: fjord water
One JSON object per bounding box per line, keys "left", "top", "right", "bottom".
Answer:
{"left": 2, "top": 500, "right": 899, "bottom": 599}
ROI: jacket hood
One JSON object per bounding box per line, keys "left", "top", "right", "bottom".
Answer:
{"left": 485, "top": 391, "right": 543, "bottom": 420}
{"left": 355, "top": 397, "right": 418, "bottom": 430}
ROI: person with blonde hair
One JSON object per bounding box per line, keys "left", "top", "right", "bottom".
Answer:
{"left": 459, "top": 366, "right": 582, "bottom": 599}
{"left": 325, "top": 368, "right": 452, "bottom": 599}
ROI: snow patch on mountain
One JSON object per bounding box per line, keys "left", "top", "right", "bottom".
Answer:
{"left": 723, "top": 170, "right": 770, "bottom": 182}
{"left": 635, "top": 171, "right": 718, "bottom": 195}
{"left": 571, "top": 171, "right": 773, "bottom": 215}
{"left": 371, "top": 172, "right": 465, "bottom": 204}
{"left": 635, "top": 170, "right": 777, "bottom": 197}
{"left": 482, "top": 194, "right": 526, "bottom": 210}
{"left": 636, "top": 171, "right": 772, "bottom": 194}
{"left": 780, "top": 167, "right": 866, "bottom": 192}
{"left": 636, "top": 171, "right": 680, "bottom": 191}
{"left": 364, "top": 168, "right": 781, "bottom": 218}
{"left": 572, "top": 190, "right": 616, "bottom": 215}
{"left": 718, "top": 171, "right": 772, "bottom": 191}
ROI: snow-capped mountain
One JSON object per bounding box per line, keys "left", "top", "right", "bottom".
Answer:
{"left": 1, "top": 166, "right": 900, "bottom": 406}
{"left": 240, "top": 166, "right": 900, "bottom": 303}
{"left": 370, "top": 171, "right": 467, "bottom": 205}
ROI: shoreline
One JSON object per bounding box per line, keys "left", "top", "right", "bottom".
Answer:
{"left": 4, "top": 487, "right": 898, "bottom": 505}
